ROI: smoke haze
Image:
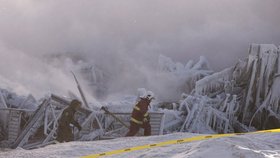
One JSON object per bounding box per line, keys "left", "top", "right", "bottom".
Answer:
{"left": 0, "top": 0, "right": 279, "bottom": 101}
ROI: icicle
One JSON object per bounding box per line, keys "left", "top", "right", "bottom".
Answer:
{"left": 220, "top": 94, "right": 230, "bottom": 112}
{"left": 206, "top": 110, "right": 212, "bottom": 126}
{"left": 246, "top": 44, "right": 263, "bottom": 71}
{"left": 249, "top": 90, "right": 271, "bottom": 128}
{"left": 195, "top": 67, "right": 234, "bottom": 95}
{"left": 242, "top": 56, "right": 258, "bottom": 122}
{"left": 191, "top": 56, "right": 211, "bottom": 70}
{"left": 227, "top": 95, "right": 238, "bottom": 123}
{"left": 264, "top": 49, "right": 278, "bottom": 95}
{"left": 270, "top": 76, "right": 280, "bottom": 113}
{"left": 224, "top": 120, "right": 229, "bottom": 133}
{"left": 255, "top": 51, "right": 268, "bottom": 107}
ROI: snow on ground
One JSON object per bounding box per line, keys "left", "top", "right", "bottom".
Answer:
{"left": 0, "top": 132, "right": 279, "bottom": 158}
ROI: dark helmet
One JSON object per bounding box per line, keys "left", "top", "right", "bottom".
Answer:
{"left": 70, "top": 99, "right": 82, "bottom": 109}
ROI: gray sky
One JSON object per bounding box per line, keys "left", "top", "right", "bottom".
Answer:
{"left": 0, "top": 0, "right": 279, "bottom": 100}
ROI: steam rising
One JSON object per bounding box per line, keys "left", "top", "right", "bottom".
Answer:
{"left": 0, "top": 0, "right": 279, "bottom": 101}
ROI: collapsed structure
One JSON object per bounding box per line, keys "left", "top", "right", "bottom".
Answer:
{"left": 0, "top": 44, "right": 279, "bottom": 149}
{"left": 0, "top": 92, "right": 165, "bottom": 149}
{"left": 164, "top": 44, "right": 280, "bottom": 133}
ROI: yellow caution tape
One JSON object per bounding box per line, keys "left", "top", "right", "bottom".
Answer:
{"left": 81, "top": 128, "right": 280, "bottom": 158}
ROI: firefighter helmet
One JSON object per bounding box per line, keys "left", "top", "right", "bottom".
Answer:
{"left": 146, "top": 91, "right": 155, "bottom": 100}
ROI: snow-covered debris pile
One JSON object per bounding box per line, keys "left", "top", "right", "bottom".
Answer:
{"left": 0, "top": 89, "right": 37, "bottom": 110}
{"left": 1, "top": 44, "right": 280, "bottom": 150}
{"left": 0, "top": 93, "right": 104, "bottom": 149}
{"left": 0, "top": 89, "right": 38, "bottom": 147}
{"left": 160, "top": 44, "right": 280, "bottom": 134}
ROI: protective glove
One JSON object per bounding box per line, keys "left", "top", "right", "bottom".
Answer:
{"left": 143, "top": 115, "right": 150, "bottom": 122}
{"left": 143, "top": 118, "right": 148, "bottom": 122}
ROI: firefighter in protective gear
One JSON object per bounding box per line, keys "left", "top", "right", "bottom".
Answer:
{"left": 126, "top": 91, "right": 154, "bottom": 136}
{"left": 56, "top": 99, "right": 82, "bottom": 142}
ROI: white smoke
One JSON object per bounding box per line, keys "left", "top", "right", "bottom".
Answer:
{"left": 0, "top": 0, "right": 279, "bottom": 101}
{"left": 0, "top": 42, "right": 80, "bottom": 98}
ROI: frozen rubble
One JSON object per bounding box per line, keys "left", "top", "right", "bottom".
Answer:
{"left": 0, "top": 44, "right": 279, "bottom": 156}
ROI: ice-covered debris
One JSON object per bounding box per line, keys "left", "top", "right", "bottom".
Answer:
{"left": 195, "top": 67, "right": 234, "bottom": 95}
{"left": 157, "top": 108, "right": 183, "bottom": 133}
{"left": 270, "top": 75, "right": 280, "bottom": 106}
{"left": 152, "top": 44, "right": 280, "bottom": 134}
{"left": 191, "top": 56, "right": 211, "bottom": 70}
{"left": 88, "top": 97, "right": 103, "bottom": 110}
{"left": 232, "top": 59, "right": 247, "bottom": 81}
{"left": 0, "top": 89, "right": 37, "bottom": 110}
{"left": 252, "top": 75, "right": 280, "bottom": 125}
{"left": 79, "top": 129, "right": 103, "bottom": 141}
{"left": 241, "top": 44, "right": 280, "bottom": 124}
{"left": 159, "top": 55, "right": 211, "bottom": 73}
{"left": 177, "top": 93, "right": 243, "bottom": 134}
{"left": 258, "top": 44, "right": 278, "bottom": 53}
{"left": 1, "top": 43, "right": 280, "bottom": 149}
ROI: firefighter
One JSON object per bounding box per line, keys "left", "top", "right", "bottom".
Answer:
{"left": 56, "top": 99, "right": 82, "bottom": 142}
{"left": 126, "top": 91, "right": 154, "bottom": 137}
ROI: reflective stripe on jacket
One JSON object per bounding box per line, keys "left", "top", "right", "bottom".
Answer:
{"left": 130, "top": 99, "right": 150, "bottom": 125}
